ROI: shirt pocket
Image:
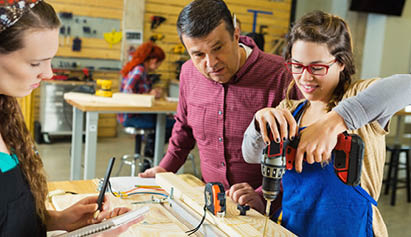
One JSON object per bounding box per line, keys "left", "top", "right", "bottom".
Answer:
{"left": 187, "top": 103, "right": 206, "bottom": 142}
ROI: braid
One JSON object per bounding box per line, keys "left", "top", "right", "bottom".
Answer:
{"left": 0, "top": 95, "right": 49, "bottom": 223}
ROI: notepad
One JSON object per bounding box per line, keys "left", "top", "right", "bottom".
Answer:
{"left": 58, "top": 206, "right": 149, "bottom": 237}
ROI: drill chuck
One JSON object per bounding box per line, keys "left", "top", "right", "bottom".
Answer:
{"left": 261, "top": 142, "right": 287, "bottom": 201}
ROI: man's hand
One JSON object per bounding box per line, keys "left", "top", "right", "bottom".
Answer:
{"left": 294, "top": 111, "right": 348, "bottom": 173}
{"left": 225, "top": 183, "right": 264, "bottom": 214}
{"left": 138, "top": 166, "right": 167, "bottom": 178}
{"left": 149, "top": 88, "right": 163, "bottom": 99}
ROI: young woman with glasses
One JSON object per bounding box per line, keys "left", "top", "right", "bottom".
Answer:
{"left": 242, "top": 10, "right": 411, "bottom": 237}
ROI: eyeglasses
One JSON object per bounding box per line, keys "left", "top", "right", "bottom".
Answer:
{"left": 284, "top": 59, "right": 337, "bottom": 76}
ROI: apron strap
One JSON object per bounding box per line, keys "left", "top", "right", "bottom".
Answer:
{"left": 353, "top": 185, "right": 378, "bottom": 206}
{"left": 292, "top": 100, "right": 308, "bottom": 120}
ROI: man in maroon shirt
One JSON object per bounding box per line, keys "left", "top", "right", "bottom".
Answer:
{"left": 140, "top": 0, "right": 298, "bottom": 214}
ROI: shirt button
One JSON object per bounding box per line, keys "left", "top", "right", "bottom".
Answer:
{"left": 221, "top": 162, "right": 225, "bottom": 167}
{"left": 218, "top": 110, "right": 222, "bottom": 115}
{"left": 218, "top": 137, "right": 223, "bottom": 142}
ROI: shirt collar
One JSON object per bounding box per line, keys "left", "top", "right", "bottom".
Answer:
{"left": 229, "top": 35, "right": 261, "bottom": 84}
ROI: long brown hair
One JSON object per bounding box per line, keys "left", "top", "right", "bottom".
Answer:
{"left": 121, "top": 41, "right": 165, "bottom": 77}
{"left": 0, "top": 1, "right": 60, "bottom": 224}
{"left": 284, "top": 10, "right": 356, "bottom": 111}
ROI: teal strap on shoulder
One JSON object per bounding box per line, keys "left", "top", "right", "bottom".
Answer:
{"left": 0, "top": 152, "right": 19, "bottom": 173}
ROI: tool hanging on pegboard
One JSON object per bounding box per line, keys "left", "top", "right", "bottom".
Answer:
{"left": 149, "top": 33, "right": 164, "bottom": 42}
{"left": 104, "top": 29, "right": 122, "bottom": 48}
{"left": 72, "top": 36, "right": 82, "bottom": 52}
{"left": 151, "top": 16, "right": 166, "bottom": 30}
{"left": 173, "top": 44, "right": 186, "bottom": 54}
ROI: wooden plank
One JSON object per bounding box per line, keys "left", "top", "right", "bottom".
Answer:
{"left": 49, "top": 2, "right": 123, "bottom": 19}
{"left": 156, "top": 172, "right": 296, "bottom": 237}
{"left": 112, "top": 93, "right": 155, "bottom": 107}
{"left": 146, "top": 0, "right": 292, "bottom": 11}
{"left": 98, "top": 113, "right": 116, "bottom": 119}
{"left": 97, "top": 117, "right": 117, "bottom": 127}
{"left": 97, "top": 127, "right": 117, "bottom": 137}
{"left": 56, "top": 46, "right": 121, "bottom": 60}
{"left": 48, "top": 0, "right": 123, "bottom": 10}
{"left": 64, "top": 92, "right": 155, "bottom": 107}
{"left": 59, "top": 37, "right": 121, "bottom": 51}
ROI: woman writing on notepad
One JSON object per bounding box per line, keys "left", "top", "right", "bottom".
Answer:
{"left": 0, "top": 1, "right": 129, "bottom": 235}
{"left": 118, "top": 42, "right": 175, "bottom": 160}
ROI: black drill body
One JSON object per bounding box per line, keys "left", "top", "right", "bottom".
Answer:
{"left": 261, "top": 132, "right": 365, "bottom": 203}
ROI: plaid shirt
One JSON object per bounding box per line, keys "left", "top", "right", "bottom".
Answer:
{"left": 160, "top": 36, "right": 300, "bottom": 198}
{"left": 117, "top": 64, "right": 151, "bottom": 124}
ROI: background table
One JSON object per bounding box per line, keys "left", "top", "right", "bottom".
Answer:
{"left": 65, "top": 93, "right": 177, "bottom": 180}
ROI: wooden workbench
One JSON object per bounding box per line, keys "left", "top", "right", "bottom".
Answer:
{"left": 47, "top": 176, "right": 195, "bottom": 236}
{"left": 47, "top": 174, "right": 295, "bottom": 236}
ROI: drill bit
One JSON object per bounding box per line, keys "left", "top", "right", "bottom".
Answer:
{"left": 263, "top": 200, "right": 271, "bottom": 237}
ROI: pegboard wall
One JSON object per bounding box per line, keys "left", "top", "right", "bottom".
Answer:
{"left": 144, "top": 0, "right": 292, "bottom": 84}
{"left": 32, "top": 0, "right": 125, "bottom": 138}
{"left": 48, "top": 0, "right": 123, "bottom": 71}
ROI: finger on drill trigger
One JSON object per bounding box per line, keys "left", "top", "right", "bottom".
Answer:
{"left": 284, "top": 110, "right": 298, "bottom": 140}
{"left": 267, "top": 112, "right": 280, "bottom": 143}
{"left": 259, "top": 118, "right": 270, "bottom": 145}
{"left": 272, "top": 110, "right": 287, "bottom": 142}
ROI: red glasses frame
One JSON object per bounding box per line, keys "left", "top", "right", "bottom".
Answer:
{"left": 284, "top": 59, "right": 337, "bottom": 76}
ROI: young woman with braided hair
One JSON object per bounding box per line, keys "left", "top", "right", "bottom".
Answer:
{"left": 0, "top": 1, "right": 128, "bottom": 235}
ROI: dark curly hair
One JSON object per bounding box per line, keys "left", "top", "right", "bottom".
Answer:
{"left": 284, "top": 10, "right": 356, "bottom": 111}
{"left": 0, "top": 1, "right": 60, "bottom": 224}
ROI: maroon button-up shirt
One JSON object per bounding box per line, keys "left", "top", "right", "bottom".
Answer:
{"left": 160, "top": 36, "right": 298, "bottom": 196}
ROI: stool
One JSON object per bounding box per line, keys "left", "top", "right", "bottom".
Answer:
{"left": 384, "top": 144, "right": 411, "bottom": 206}
{"left": 116, "top": 127, "right": 155, "bottom": 176}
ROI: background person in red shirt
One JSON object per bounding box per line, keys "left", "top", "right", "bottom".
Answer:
{"left": 140, "top": 0, "right": 300, "bottom": 214}
{"left": 118, "top": 42, "right": 174, "bottom": 160}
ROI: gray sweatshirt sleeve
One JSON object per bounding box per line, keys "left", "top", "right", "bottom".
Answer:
{"left": 242, "top": 118, "right": 265, "bottom": 164}
{"left": 333, "top": 74, "right": 411, "bottom": 130}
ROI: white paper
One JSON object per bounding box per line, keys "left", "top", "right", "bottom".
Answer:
{"left": 109, "top": 176, "right": 157, "bottom": 193}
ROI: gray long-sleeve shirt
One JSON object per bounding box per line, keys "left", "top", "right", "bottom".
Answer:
{"left": 333, "top": 74, "right": 411, "bottom": 130}
{"left": 243, "top": 74, "right": 411, "bottom": 164}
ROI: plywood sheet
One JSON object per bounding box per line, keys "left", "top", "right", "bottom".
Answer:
{"left": 156, "top": 172, "right": 296, "bottom": 237}
{"left": 63, "top": 92, "right": 155, "bottom": 107}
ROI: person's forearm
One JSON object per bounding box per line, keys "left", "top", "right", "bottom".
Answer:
{"left": 46, "top": 210, "right": 63, "bottom": 231}
{"left": 333, "top": 74, "right": 411, "bottom": 130}
{"left": 242, "top": 118, "right": 266, "bottom": 164}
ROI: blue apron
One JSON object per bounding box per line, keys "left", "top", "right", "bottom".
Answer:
{"left": 281, "top": 101, "right": 376, "bottom": 237}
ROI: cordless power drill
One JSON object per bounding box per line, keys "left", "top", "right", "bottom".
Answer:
{"left": 261, "top": 131, "right": 365, "bottom": 216}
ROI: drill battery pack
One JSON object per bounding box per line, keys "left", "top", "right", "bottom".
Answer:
{"left": 285, "top": 132, "right": 365, "bottom": 186}
{"left": 333, "top": 133, "right": 364, "bottom": 186}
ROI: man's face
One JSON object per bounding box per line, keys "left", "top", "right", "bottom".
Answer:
{"left": 182, "top": 21, "right": 241, "bottom": 84}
